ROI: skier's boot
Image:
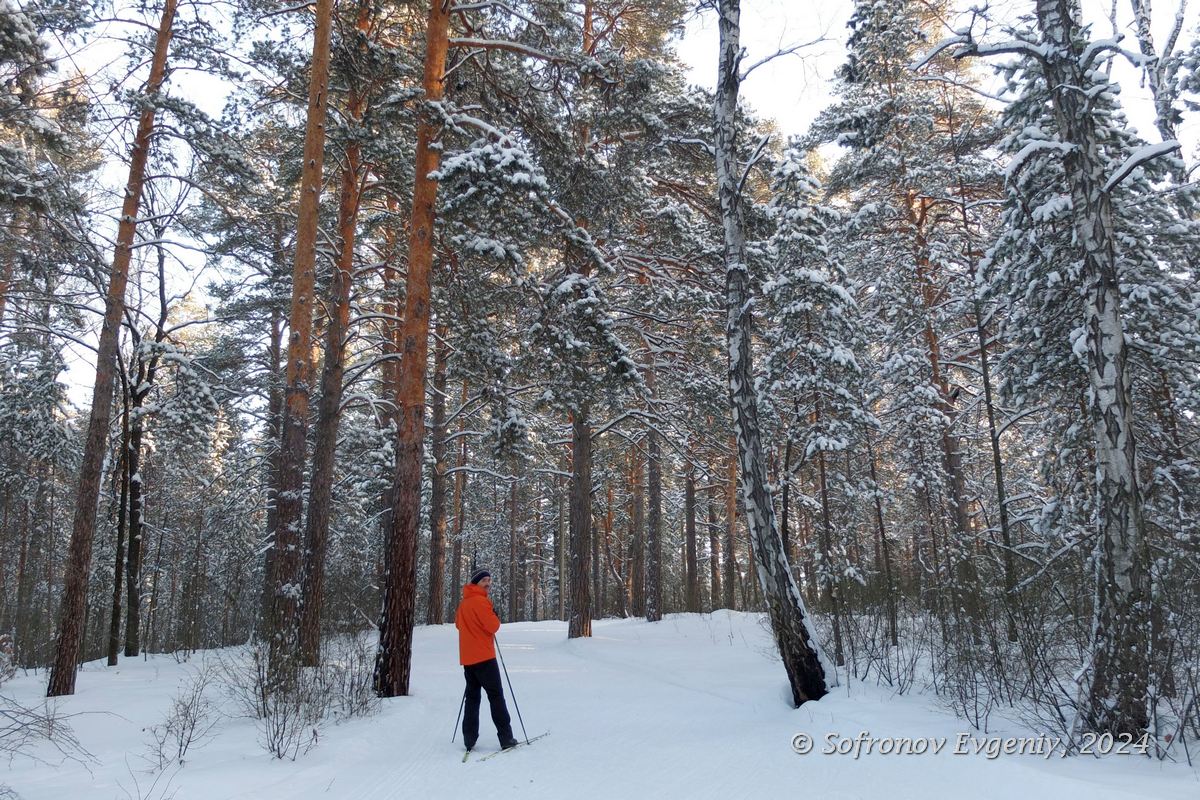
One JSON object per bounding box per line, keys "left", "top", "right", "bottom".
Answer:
{"left": 500, "top": 734, "right": 518, "bottom": 750}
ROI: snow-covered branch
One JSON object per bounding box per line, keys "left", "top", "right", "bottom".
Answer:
{"left": 909, "top": 34, "right": 969, "bottom": 71}
{"left": 736, "top": 134, "right": 771, "bottom": 199}
{"left": 912, "top": 28, "right": 1046, "bottom": 72}
{"left": 1102, "top": 140, "right": 1181, "bottom": 192}
{"left": 447, "top": 38, "right": 563, "bottom": 63}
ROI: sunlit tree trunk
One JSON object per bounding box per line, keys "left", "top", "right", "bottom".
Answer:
{"left": 299, "top": 11, "right": 371, "bottom": 662}
{"left": 270, "top": 0, "right": 336, "bottom": 685}
{"left": 375, "top": 0, "right": 451, "bottom": 696}
{"left": 47, "top": 0, "right": 178, "bottom": 697}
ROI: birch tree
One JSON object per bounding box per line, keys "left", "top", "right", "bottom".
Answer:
{"left": 713, "top": 0, "right": 830, "bottom": 707}
{"left": 945, "top": 0, "right": 1200, "bottom": 736}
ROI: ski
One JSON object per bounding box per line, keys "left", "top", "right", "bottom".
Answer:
{"left": 475, "top": 732, "right": 550, "bottom": 762}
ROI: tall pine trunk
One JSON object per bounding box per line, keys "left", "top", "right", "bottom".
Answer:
{"left": 509, "top": 480, "right": 519, "bottom": 621}
{"left": 707, "top": 491, "right": 721, "bottom": 612}
{"left": 645, "top": 411, "right": 663, "bottom": 622}
{"left": 47, "top": 0, "right": 177, "bottom": 697}
{"left": 684, "top": 466, "right": 698, "bottom": 612}
{"left": 911, "top": 204, "right": 981, "bottom": 626}
{"left": 629, "top": 444, "right": 645, "bottom": 616}
{"left": 375, "top": 0, "right": 451, "bottom": 696}
{"left": 532, "top": 499, "right": 542, "bottom": 620}
{"left": 299, "top": 26, "right": 371, "bottom": 662}
{"left": 448, "top": 379, "right": 468, "bottom": 618}
{"left": 270, "top": 0, "right": 335, "bottom": 684}
{"left": 568, "top": 409, "right": 593, "bottom": 637}
{"left": 556, "top": 478, "right": 565, "bottom": 621}
{"left": 426, "top": 325, "right": 449, "bottom": 624}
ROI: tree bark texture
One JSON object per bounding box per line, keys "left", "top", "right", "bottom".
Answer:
{"left": 375, "top": 0, "right": 451, "bottom": 696}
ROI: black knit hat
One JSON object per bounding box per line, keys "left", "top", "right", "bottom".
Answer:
{"left": 470, "top": 568, "right": 491, "bottom": 584}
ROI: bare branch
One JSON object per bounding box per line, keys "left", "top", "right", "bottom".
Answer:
{"left": 738, "top": 35, "right": 828, "bottom": 82}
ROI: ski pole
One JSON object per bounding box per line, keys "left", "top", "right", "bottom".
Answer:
{"left": 494, "top": 637, "right": 529, "bottom": 744}
{"left": 452, "top": 687, "right": 466, "bottom": 743}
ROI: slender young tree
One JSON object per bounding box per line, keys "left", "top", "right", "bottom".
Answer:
{"left": 426, "top": 324, "right": 450, "bottom": 625}
{"left": 645, "top": 408, "right": 663, "bottom": 623}
{"left": 684, "top": 464, "right": 699, "bottom": 613}
{"left": 629, "top": 442, "right": 645, "bottom": 616}
{"left": 47, "top": 0, "right": 178, "bottom": 698}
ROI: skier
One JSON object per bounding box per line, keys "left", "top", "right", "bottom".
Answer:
{"left": 455, "top": 568, "right": 517, "bottom": 753}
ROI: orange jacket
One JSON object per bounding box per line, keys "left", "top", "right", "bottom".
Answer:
{"left": 455, "top": 583, "right": 500, "bottom": 665}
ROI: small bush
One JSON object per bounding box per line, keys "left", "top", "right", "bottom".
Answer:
{"left": 144, "top": 661, "right": 221, "bottom": 769}
{"left": 0, "top": 635, "right": 15, "bottom": 687}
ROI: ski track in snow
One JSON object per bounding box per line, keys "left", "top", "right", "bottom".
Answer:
{"left": 4, "top": 611, "right": 1198, "bottom": 799}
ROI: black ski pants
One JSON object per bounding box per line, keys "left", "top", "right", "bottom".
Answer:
{"left": 462, "top": 658, "right": 513, "bottom": 747}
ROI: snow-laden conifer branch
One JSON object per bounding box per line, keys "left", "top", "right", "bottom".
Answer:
{"left": 447, "top": 38, "right": 564, "bottom": 63}
{"left": 1102, "top": 140, "right": 1182, "bottom": 192}
{"left": 433, "top": 104, "right": 614, "bottom": 274}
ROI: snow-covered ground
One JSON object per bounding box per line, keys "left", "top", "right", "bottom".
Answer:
{"left": 5, "top": 612, "right": 1197, "bottom": 799}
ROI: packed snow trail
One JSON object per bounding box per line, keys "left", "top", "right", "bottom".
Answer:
{"left": 5, "top": 612, "right": 1196, "bottom": 799}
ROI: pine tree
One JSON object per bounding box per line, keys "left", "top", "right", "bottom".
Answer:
{"left": 761, "top": 145, "right": 873, "bottom": 667}
{"left": 812, "top": 0, "right": 1005, "bottom": 632}
{"left": 375, "top": 0, "right": 452, "bottom": 697}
